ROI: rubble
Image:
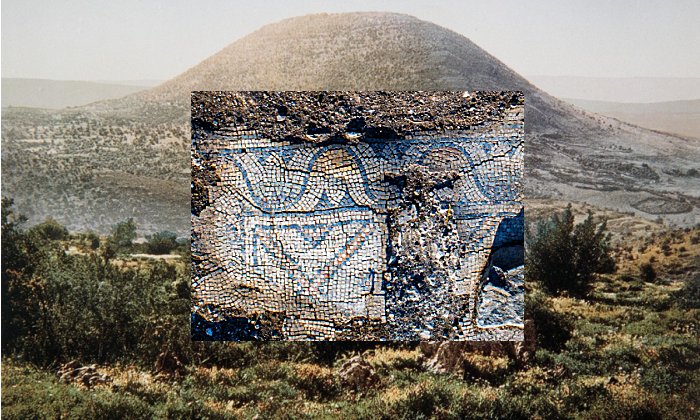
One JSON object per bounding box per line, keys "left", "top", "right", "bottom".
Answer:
{"left": 419, "top": 319, "right": 536, "bottom": 374}
{"left": 57, "top": 361, "right": 112, "bottom": 388}
{"left": 337, "top": 355, "right": 380, "bottom": 390}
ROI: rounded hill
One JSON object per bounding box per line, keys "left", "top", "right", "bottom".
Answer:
{"left": 98, "top": 12, "right": 700, "bottom": 227}
{"left": 138, "top": 12, "right": 573, "bottom": 132}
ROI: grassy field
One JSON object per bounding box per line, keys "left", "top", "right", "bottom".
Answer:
{"left": 1, "top": 205, "right": 698, "bottom": 419}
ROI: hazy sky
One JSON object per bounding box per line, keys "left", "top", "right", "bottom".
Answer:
{"left": 2, "top": 0, "right": 699, "bottom": 81}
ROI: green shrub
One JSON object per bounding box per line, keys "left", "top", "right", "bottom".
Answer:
{"left": 89, "top": 393, "right": 155, "bottom": 419}
{"left": 526, "top": 205, "right": 615, "bottom": 296}
{"left": 146, "top": 231, "right": 179, "bottom": 255}
{"left": 640, "top": 366, "right": 687, "bottom": 394}
{"left": 157, "top": 388, "right": 220, "bottom": 420}
{"left": 31, "top": 218, "right": 69, "bottom": 241}
{"left": 1, "top": 361, "right": 154, "bottom": 420}
{"left": 562, "top": 381, "right": 609, "bottom": 415}
{"left": 600, "top": 346, "right": 641, "bottom": 373}
{"left": 2, "top": 198, "right": 50, "bottom": 356}
{"left": 108, "top": 218, "right": 137, "bottom": 250}
{"left": 288, "top": 363, "right": 341, "bottom": 400}
{"left": 386, "top": 378, "right": 461, "bottom": 420}
{"left": 675, "top": 273, "right": 700, "bottom": 309}
{"left": 1, "top": 199, "right": 190, "bottom": 366}
{"left": 526, "top": 291, "right": 573, "bottom": 351}
{"left": 640, "top": 263, "right": 656, "bottom": 282}
{"left": 84, "top": 231, "right": 100, "bottom": 249}
{"left": 585, "top": 392, "right": 663, "bottom": 419}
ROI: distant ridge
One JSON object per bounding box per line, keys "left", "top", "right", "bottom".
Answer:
{"left": 566, "top": 98, "right": 700, "bottom": 139}
{"left": 527, "top": 75, "right": 700, "bottom": 103}
{"left": 2, "top": 78, "right": 148, "bottom": 109}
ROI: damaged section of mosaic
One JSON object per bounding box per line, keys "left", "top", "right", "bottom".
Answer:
{"left": 191, "top": 91, "right": 524, "bottom": 341}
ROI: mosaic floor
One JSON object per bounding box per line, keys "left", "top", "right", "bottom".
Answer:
{"left": 192, "top": 91, "right": 524, "bottom": 340}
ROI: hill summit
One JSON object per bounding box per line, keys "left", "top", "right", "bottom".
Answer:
{"left": 138, "top": 12, "right": 572, "bottom": 133}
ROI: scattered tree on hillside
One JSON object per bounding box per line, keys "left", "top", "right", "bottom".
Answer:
{"left": 31, "top": 218, "right": 69, "bottom": 241}
{"left": 101, "top": 218, "right": 138, "bottom": 260}
{"left": 108, "top": 218, "right": 137, "bottom": 248}
{"left": 640, "top": 262, "right": 657, "bottom": 283}
{"left": 84, "top": 231, "right": 100, "bottom": 250}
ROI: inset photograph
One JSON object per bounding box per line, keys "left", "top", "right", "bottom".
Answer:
{"left": 191, "top": 91, "right": 524, "bottom": 340}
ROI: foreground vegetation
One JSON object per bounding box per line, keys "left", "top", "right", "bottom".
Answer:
{"left": 2, "top": 200, "right": 698, "bottom": 418}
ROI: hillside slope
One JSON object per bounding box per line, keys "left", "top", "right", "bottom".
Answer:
{"left": 130, "top": 12, "right": 700, "bottom": 226}
{"left": 3, "top": 12, "right": 699, "bottom": 232}
{"left": 133, "top": 13, "right": 579, "bottom": 136}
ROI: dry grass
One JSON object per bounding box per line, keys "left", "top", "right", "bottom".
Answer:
{"left": 366, "top": 347, "right": 420, "bottom": 368}
{"left": 615, "top": 226, "right": 700, "bottom": 278}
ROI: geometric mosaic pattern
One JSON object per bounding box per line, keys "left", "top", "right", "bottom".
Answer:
{"left": 192, "top": 91, "right": 524, "bottom": 340}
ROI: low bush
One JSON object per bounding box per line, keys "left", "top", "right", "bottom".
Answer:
{"left": 675, "top": 273, "right": 700, "bottom": 309}
{"left": 146, "top": 231, "right": 179, "bottom": 255}
{"left": 640, "top": 262, "right": 657, "bottom": 282}
{"left": 526, "top": 291, "right": 573, "bottom": 351}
